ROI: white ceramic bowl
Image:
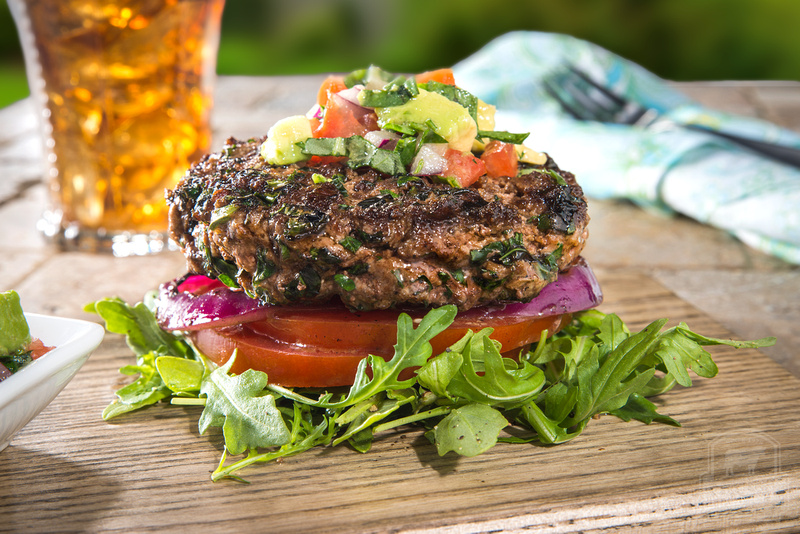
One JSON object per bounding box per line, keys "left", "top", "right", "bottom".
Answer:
{"left": 0, "top": 313, "right": 104, "bottom": 452}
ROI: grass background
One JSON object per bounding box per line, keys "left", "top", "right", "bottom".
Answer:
{"left": 2, "top": 0, "right": 800, "bottom": 108}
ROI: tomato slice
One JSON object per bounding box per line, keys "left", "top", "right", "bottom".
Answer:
{"left": 481, "top": 140, "right": 518, "bottom": 179}
{"left": 190, "top": 326, "right": 370, "bottom": 388}
{"left": 189, "top": 305, "right": 569, "bottom": 388}
{"left": 415, "top": 68, "right": 456, "bottom": 86}
{"left": 441, "top": 148, "right": 487, "bottom": 187}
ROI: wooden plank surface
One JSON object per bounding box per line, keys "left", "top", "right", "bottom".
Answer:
{"left": 2, "top": 268, "right": 799, "bottom": 533}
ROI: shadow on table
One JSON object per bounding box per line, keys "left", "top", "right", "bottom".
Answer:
{"left": 0, "top": 446, "right": 122, "bottom": 532}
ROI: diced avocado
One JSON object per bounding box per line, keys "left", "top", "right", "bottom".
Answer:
{"left": 260, "top": 115, "right": 313, "bottom": 165}
{"left": 0, "top": 290, "right": 31, "bottom": 355}
{"left": 375, "top": 89, "right": 478, "bottom": 152}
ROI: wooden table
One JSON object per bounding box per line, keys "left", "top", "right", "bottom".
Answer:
{"left": 1, "top": 76, "right": 799, "bottom": 532}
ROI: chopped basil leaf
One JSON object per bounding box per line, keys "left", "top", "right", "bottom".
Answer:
{"left": 432, "top": 175, "right": 462, "bottom": 188}
{"left": 477, "top": 130, "right": 530, "bottom": 144}
{"left": 310, "top": 247, "right": 342, "bottom": 264}
{"left": 339, "top": 236, "right": 362, "bottom": 253}
{"left": 285, "top": 266, "right": 321, "bottom": 300}
{"left": 392, "top": 269, "right": 404, "bottom": 288}
{"left": 470, "top": 232, "right": 532, "bottom": 266}
{"left": 303, "top": 136, "right": 406, "bottom": 176}
{"left": 533, "top": 244, "right": 563, "bottom": 282}
{"left": 252, "top": 249, "right": 276, "bottom": 286}
{"left": 334, "top": 273, "right": 356, "bottom": 292}
{"left": 414, "top": 275, "right": 433, "bottom": 292}
{"left": 303, "top": 137, "right": 349, "bottom": 158}
{"left": 396, "top": 175, "right": 421, "bottom": 186}
{"left": 208, "top": 204, "right": 238, "bottom": 231}
{"left": 358, "top": 77, "right": 419, "bottom": 107}
{"left": 347, "top": 263, "right": 368, "bottom": 275}
{"left": 1, "top": 351, "right": 32, "bottom": 374}
{"left": 331, "top": 175, "right": 348, "bottom": 196}
{"left": 283, "top": 207, "right": 328, "bottom": 238}
{"left": 545, "top": 168, "right": 568, "bottom": 187}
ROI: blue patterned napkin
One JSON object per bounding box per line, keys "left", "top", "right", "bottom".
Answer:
{"left": 453, "top": 31, "right": 800, "bottom": 264}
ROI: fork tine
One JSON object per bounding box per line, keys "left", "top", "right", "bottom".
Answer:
{"left": 544, "top": 64, "right": 652, "bottom": 125}
{"left": 559, "top": 74, "right": 620, "bottom": 122}
{"left": 544, "top": 68, "right": 622, "bottom": 122}
{"left": 542, "top": 78, "right": 588, "bottom": 121}
{"left": 566, "top": 66, "right": 628, "bottom": 107}
{"left": 568, "top": 65, "right": 653, "bottom": 125}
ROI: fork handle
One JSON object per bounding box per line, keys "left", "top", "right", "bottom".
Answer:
{"left": 685, "top": 124, "right": 800, "bottom": 169}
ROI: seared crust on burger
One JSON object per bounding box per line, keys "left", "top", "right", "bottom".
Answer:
{"left": 167, "top": 136, "right": 588, "bottom": 311}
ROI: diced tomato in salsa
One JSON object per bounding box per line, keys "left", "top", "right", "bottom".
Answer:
{"left": 317, "top": 75, "right": 348, "bottom": 108}
{"left": 415, "top": 68, "right": 456, "bottom": 86}
{"left": 313, "top": 94, "right": 378, "bottom": 139}
{"left": 27, "top": 338, "right": 53, "bottom": 359}
{"left": 481, "top": 140, "right": 518, "bottom": 179}
{"left": 441, "top": 148, "right": 487, "bottom": 187}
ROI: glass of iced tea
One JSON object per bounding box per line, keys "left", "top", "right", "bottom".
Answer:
{"left": 8, "top": 0, "right": 225, "bottom": 256}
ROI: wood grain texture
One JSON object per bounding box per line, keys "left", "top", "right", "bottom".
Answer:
{"left": 1, "top": 269, "right": 799, "bottom": 533}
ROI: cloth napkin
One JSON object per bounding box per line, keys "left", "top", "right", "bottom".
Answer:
{"left": 452, "top": 31, "right": 800, "bottom": 265}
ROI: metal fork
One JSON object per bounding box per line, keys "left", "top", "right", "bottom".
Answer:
{"left": 543, "top": 65, "right": 800, "bottom": 169}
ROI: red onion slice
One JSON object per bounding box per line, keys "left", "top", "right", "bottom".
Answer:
{"left": 456, "top": 258, "right": 603, "bottom": 321}
{"left": 157, "top": 281, "right": 273, "bottom": 331}
{"left": 157, "top": 258, "right": 601, "bottom": 332}
{"left": 177, "top": 274, "right": 225, "bottom": 294}
{"left": 336, "top": 85, "right": 364, "bottom": 105}
{"left": 364, "top": 130, "right": 400, "bottom": 149}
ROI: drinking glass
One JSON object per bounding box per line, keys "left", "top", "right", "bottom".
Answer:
{"left": 8, "top": 0, "right": 225, "bottom": 256}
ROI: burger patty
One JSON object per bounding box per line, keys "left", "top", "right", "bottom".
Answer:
{"left": 167, "top": 136, "right": 589, "bottom": 311}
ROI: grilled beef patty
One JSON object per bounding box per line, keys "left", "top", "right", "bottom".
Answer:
{"left": 167, "top": 136, "right": 589, "bottom": 311}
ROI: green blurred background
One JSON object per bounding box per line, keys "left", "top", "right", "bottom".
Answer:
{"left": 2, "top": 0, "right": 800, "bottom": 108}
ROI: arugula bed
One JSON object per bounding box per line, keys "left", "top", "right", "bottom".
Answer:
{"left": 87, "top": 298, "right": 772, "bottom": 482}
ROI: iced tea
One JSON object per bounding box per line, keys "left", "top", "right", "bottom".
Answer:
{"left": 10, "top": 0, "right": 225, "bottom": 254}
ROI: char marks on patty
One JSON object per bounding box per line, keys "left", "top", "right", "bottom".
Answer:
{"left": 167, "top": 136, "right": 589, "bottom": 311}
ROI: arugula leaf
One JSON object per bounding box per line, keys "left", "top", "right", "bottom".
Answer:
{"left": 198, "top": 359, "right": 291, "bottom": 455}
{"left": 434, "top": 403, "right": 508, "bottom": 457}
{"left": 156, "top": 356, "right": 206, "bottom": 393}
{"left": 211, "top": 401, "right": 335, "bottom": 482}
{"left": 85, "top": 297, "right": 189, "bottom": 359}
{"left": 445, "top": 329, "right": 545, "bottom": 409}
{"left": 654, "top": 322, "right": 774, "bottom": 387}
{"left": 101, "top": 352, "right": 172, "bottom": 420}
{"left": 609, "top": 393, "right": 680, "bottom": 426}
{"left": 567, "top": 318, "right": 666, "bottom": 424}
{"left": 518, "top": 402, "right": 587, "bottom": 445}
{"left": 416, "top": 347, "right": 464, "bottom": 399}
{"left": 315, "top": 305, "right": 457, "bottom": 409}
{"left": 541, "top": 381, "right": 577, "bottom": 424}
{"left": 332, "top": 389, "right": 416, "bottom": 447}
